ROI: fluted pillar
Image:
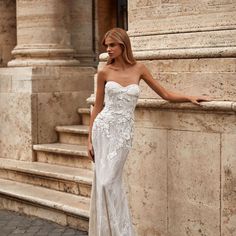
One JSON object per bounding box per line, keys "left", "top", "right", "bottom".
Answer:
{"left": 8, "top": 0, "right": 79, "bottom": 67}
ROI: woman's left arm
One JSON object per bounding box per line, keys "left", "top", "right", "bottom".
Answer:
{"left": 140, "top": 63, "right": 210, "bottom": 105}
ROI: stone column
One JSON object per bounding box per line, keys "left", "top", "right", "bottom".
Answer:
{"left": 8, "top": 0, "right": 79, "bottom": 67}
{"left": 70, "top": 0, "right": 95, "bottom": 66}
{"left": 0, "top": 0, "right": 16, "bottom": 67}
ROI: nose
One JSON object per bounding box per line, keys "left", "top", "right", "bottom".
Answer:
{"left": 107, "top": 46, "right": 111, "bottom": 52}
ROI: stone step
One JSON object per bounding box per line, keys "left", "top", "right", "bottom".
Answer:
{"left": 33, "top": 143, "right": 92, "bottom": 170}
{"left": 0, "top": 179, "right": 90, "bottom": 231}
{"left": 56, "top": 125, "right": 89, "bottom": 146}
{"left": 77, "top": 108, "right": 90, "bottom": 126}
{"left": 0, "top": 158, "right": 93, "bottom": 197}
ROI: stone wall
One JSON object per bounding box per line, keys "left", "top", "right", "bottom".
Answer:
{"left": 129, "top": 0, "right": 236, "bottom": 51}
{"left": 123, "top": 1, "right": 236, "bottom": 235}
{"left": 0, "top": 0, "right": 16, "bottom": 67}
{"left": 0, "top": 66, "right": 95, "bottom": 161}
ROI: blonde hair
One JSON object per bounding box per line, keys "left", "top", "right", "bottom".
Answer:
{"left": 102, "top": 28, "right": 136, "bottom": 65}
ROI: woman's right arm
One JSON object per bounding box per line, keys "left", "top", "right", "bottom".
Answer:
{"left": 87, "top": 70, "right": 106, "bottom": 162}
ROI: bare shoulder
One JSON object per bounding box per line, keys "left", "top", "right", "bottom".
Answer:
{"left": 135, "top": 62, "right": 149, "bottom": 75}
{"left": 97, "top": 66, "right": 108, "bottom": 83}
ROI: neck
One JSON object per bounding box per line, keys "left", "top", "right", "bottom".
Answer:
{"left": 112, "top": 57, "right": 129, "bottom": 70}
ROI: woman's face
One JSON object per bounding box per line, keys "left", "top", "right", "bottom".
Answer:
{"left": 104, "top": 37, "right": 123, "bottom": 60}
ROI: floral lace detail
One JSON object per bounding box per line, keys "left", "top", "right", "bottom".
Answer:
{"left": 92, "top": 81, "right": 139, "bottom": 160}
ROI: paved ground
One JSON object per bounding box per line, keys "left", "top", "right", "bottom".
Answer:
{"left": 0, "top": 209, "right": 88, "bottom": 236}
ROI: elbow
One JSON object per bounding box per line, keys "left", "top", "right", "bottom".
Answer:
{"left": 161, "top": 92, "right": 171, "bottom": 101}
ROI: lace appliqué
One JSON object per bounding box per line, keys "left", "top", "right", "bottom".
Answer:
{"left": 93, "top": 112, "right": 134, "bottom": 160}
{"left": 93, "top": 86, "right": 138, "bottom": 161}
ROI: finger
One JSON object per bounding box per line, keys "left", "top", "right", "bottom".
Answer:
{"left": 192, "top": 100, "right": 200, "bottom": 105}
{"left": 89, "top": 150, "right": 95, "bottom": 162}
{"left": 90, "top": 149, "right": 94, "bottom": 156}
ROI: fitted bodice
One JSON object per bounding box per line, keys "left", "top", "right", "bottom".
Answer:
{"left": 92, "top": 80, "right": 140, "bottom": 159}
{"left": 102, "top": 80, "right": 140, "bottom": 120}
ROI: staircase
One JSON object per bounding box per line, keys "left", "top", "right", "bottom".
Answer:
{"left": 0, "top": 108, "right": 92, "bottom": 232}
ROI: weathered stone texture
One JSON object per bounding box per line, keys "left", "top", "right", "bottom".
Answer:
{"left": 129, "top": 0, "right": 236, "bottom": 35}
{"left": 221, "top": 134, "right": 236, "bottom": 236}
{"left": 0, "top": 93, "right": 35, "bottom": 161}
{"left": 124, "top": 128, "right": 168, "bottom": 236}
{"left": 124, "top": 2, "right": 236, "bottom": 231}
{"left": 167, "top": 131, "right": 220, "bottom": 236}
{"left": 0, "top": 66, "right": 95, "bottom": 161}
{"left": 129, "top": 0, "right": 236, "bottom": 56}
{"left": 122, "top": 107, "right": 236, "bottom": 235}
{"left": 0, "top": 0, "right": 16, "bottom": 67}
{"left": 139, "top": 58, "right": 236, "bottom": 101}
{"left": 9, "top": 0, "right": 79, "bottom": 66}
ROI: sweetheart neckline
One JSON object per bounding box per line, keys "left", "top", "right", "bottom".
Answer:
{"left": 105, "top": 80, "right": 139, "bottom": 89}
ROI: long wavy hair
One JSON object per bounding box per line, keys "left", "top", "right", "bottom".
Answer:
{"left": 102, "top": 28, "right": 136, "bottom": 65}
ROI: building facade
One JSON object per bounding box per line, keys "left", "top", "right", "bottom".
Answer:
{"left": 0, "top": 0, "right": 236, "bottom": 235}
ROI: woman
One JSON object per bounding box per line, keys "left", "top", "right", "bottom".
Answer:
{"left": 88, "top": 28, "right": 209, "bottom": 236}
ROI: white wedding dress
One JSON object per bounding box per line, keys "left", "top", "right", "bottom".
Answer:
{"left": 89, "top": 80, "right": 139, "bottom": 236}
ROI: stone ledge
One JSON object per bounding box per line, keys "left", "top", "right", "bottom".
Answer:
{"left": 56, "top": 125, "right": 89, "bottom": 134}
{"left": 8, "top": 59, "right": 80, "bottom": 67}
{"left": 33, "top": 143, "right": 88, "bottom": 157}
{"left": 0, "top": 158, "right": 92, "bottom": 184}
{"left": 0, "top": 179, "right": 90, "bottom": 218}
{"left": 87, "top": 95, "right": 236, "bottom": 113}
{"left": 99, "top": 46, "right": 236, "bottom": 60}
{"left": 78, "top": 108, "right": 90, "bottom": 114}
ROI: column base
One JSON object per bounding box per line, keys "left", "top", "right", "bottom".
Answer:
{"left": 8, "top": 45, "right": 80, "bottom": 67}
{"left": 8, "top": 58, "right": 80, "bottom": 67}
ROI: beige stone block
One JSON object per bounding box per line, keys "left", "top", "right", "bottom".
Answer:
{"left": 221, "top": 134, "right": 236, "bottom": 236}
{"left": 130, "top": 29, "right": 236, "bottom": 51}
{"left": 59, "top": 76, "right": 93, "bottom": 92}
{"left": 25, "top": 67, "right": 94, "bottom": 93}
{"left": 0, "top": 168, "right": 91, "bottom": 198}
{"left": 36, "top": 151, "right": 92, "bottom": 170}
{"left": 167, "top": 131, "right": 221, "bottom": 236}
{"left": 143, "top": 58, "right": 236, "bottom": 73}
{"left": 0, "top": 93, "right": 34, "bottom": 161}
{"left": 129, "top": 1, "right": 236, "bottom": 35}
{"left": 33, "top": 79, "right": 60, "bottom": 93}
{"left": 78, "top": 108, "right": 91, "bottom": 126}
{"left": 37, "top": 92, "right": 82, "bottom": 143}
{"left": 0, "top": 74, "right": 12, "bottom": 92}
{"left": 58, "top": 67, "right": 95, "bottom": 92}
{"left": 136, "top": 58, "right": 236, "bottom": 101}
{"left": 59, "top": 132, "right": 88, "bottom": 146}
{"left": 11, "top": 79, "right": 33, "bottom": 93}
{"left": 135, "top": 108, "right": 236, "bottom": 134}
{"left": 124, "top": 128, "right": 168, "bottom": 236}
